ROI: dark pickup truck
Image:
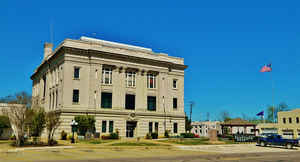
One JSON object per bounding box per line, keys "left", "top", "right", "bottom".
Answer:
{"left": 257, "top": 134, "right": 299, "bottom": 149}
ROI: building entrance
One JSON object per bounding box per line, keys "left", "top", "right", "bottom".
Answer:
{"left": 126, "top": 121, "right": 137, "bottom": 138}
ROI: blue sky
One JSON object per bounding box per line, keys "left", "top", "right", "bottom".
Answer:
{"left": 0, "top": 1, "right": 299, "bottom": 121}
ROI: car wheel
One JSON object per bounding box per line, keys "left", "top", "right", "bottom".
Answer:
{"left": 261, "top": 141, "right": 266, "bottom": 147}
{"left": 286, "top": 143, "right": 293, "bottom": 149}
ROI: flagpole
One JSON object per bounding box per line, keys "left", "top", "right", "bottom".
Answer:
{"left": 271, "top": 66, "right": 275, "bottom": 123}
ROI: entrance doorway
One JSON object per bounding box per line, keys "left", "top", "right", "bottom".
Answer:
{"left": 126, "top": 121, "right": 137, "bottom": 138}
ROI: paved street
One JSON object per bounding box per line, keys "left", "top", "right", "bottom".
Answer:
{"left": 41, "top": 152, "right": 300, "bottom": 162}
{"left": 177, "top": 144, "right": 299, "bottom": 153}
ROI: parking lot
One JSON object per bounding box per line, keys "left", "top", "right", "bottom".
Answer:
{"left": 177, "top": 144, "right": 300, "bottom": 154}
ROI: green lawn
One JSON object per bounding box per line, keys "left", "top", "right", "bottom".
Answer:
{"left": 157, "top": 138, "right": 211, "bottom": 145}
{"left": 110, "top": 142, "right": 167, "bottom": 146}
{"left": 77, "top": 139, "right": 116, "bottom": 144}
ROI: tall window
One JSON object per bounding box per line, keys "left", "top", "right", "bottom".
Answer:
{"left": 126, "top": 71, "right": 136, "bottom": 87}
{"left": 147, "top": 73, "right": 156, "bottom": 89}
{"left": 149, "top": 122, "right": 153, "bottom": 133}
{"left": 43, "top": 76, "right": 46, "bottom": 98}
{"left": 101, "top": 92, "right": 112, "bottom": 108}
{"left": 283, "top": 118, "right": 286, "bottom": 124}
{"left": 74, "top": 67, "right": 80, "bottom": 79}
{"left": 56, "top": 90, "right": 58, "bottom": 108}
{"left": 173, "top": 98, "right": 178, "bottom": 109}
{"left": 289, "top": 117, "right": 292, "bottom": 123}
{"left": 109, "top": 121, "right": 114, "bottom": 133}
{"left": 155, "top": 122, "right": 159, "bottom": 133}
{"left": 173, "top": 123, "right": 178, "bottom": 133}
{"left": 173, "top": 79, "right": 177, "bottom": 89}
{"left": 296, "top": 117, "right": 299, "bottom": 124}
{"left": 102, "top": 67, "right": 112, "bottom": 85}
{"left": 72, "top": 89, "right": 79, "bottom": 103}
{"left": 147, "top": 96, "right": 156, "bottom": 111}
{"left": 125, "top": 94, "right": 135, "bottom": 110}
{"left": 102, "top": 121, "right": 107, "bottom": 133}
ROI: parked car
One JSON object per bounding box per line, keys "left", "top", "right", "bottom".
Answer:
{"left": 257, "top": 134, "right": 299, "bottom": 149}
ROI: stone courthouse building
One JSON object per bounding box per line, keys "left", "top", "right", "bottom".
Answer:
{"left": 31, "top": 36, "right": 187, "bottom": 138}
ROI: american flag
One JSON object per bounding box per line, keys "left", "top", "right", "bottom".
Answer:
{"left": 260, "top": 64, "right": 272, "bottom": 72}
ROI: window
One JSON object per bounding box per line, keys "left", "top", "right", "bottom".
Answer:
{"left": 147, "top": 73, "right": 156, "bottom": 89}
{"left": 49, "top": 93, "right": 52, "bottom": 109}
{"left": 283, "top": 118, "right": 286, "bottom": 124}
{"left": 173, "top": 98, "right": 178, "bottom": 109}
{"left": 126, "top": 71, "right": 136, "bottom": 87}
{"left": 109, "top": 121, "right": 114, "bottom": 133}
{"left": 43, "top": 76, "right": 46, "bottom": 98}
{"left": 173, "top": 123, "right": 178, "bottom": 133}
{"left": 102, "top": 67, "right": 112, "bottom": 85}
{"left": 289, "top": 117, "right": 292, "bottom": 124}
{"left": 74, "top": 67, "right": 80, "bottom": 79}
{"left": 296, "top": 117, "right": 299, "bottom": 124}
{"left": 101, "top": 92, "right": 112, "bottom": 108}
{"left": 125, "top": 94, "right": 135, "bottom": 110}
{"left": 149, "top": 122, "right": 153, "bottom": 133}
{"left": 173, "top": 79, "right": 177, "bottom": 89}
{"left": 147, "top": 96, "right": 156, "bottom": 111}
{"left": 72, "top": 89, "right": 79, "bottom": 103}
{"left": 155, "top": 122, "right": 159, "bottom": 133}
{"left": 56, "top": 90, "right": 58, "bottom": 108}
{"left": 102, "top": 121, "right": 107, "bottom": 133}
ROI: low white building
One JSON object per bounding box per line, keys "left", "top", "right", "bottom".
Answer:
{"left": 191, "top": 121, "right": 221, "bottom": 137}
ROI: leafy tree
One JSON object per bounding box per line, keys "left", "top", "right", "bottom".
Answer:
{"left": 45, "top": 111, "right": 61, "bottom": 146}
{"left": 74, "top": 115, "right": 96, "bottom": 136}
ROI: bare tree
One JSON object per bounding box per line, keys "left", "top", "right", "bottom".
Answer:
{"left": 2, "top": 92, "right": 31, "bottom": 146}
{"left": 219, "top": 110, "right": 231, "bottom": 122}
{"left": 46, "top": 111, "right": 61, "bottom": 145}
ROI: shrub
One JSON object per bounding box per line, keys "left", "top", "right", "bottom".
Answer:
{"left": 61, "top": 130, "right": 67, "bottom": 140}
{"left": 109, "top": 132, "right": 119, "bottom": 139}
{"left": 151, "top": 132, "right": 158, "bottom": 139}
{"left": 101, "top": 135, "right": 110, "bottom": 140}
{"left": 194, "top": 134, "right": 200, "bottom": 138}
{"left": 164, "top": 130, "right": 170, "bottom": 138}
{"left": 74, "top": 115, "right": 95, "bottom": 136}
{"left": 145, "top": 133, "right": 152, "bottom": 139}
{"left": 180, "top": 133, "right": 195, "bottom": 138}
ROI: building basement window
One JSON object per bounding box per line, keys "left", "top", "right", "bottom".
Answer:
{"left": 125, "top": 94, "right": 135, "bottom": 110}
{"left": 173, "top": 123, "right": 178, "bottom": 133}
{"left": 109, "top": 121, "right": 114, "bottom": 133}
{"left": 72, "top": 89, "right": 79, "bottom": 103}
{"left": 102, "top": 121, "right": 107, "bottom": 133}
{"left": 147, "top": 96, "right": 156, "bottom": 111}
{"left": 101, "top": 92, "right": 112, "bottom": 108}
{"left": 149, "top": 122, "right": 153, "bottom": 133}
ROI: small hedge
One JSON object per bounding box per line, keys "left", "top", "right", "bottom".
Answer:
{"left": 101, "top": 132, "right": 119, "bottom": 140}
{"left": 61, "top": 130, "right": 67, "bottom": 140}
{"left": 180, "top": 133, "right": 195, "bottom": 138}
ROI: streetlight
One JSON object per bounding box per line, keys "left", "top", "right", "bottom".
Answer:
{"left": 70, "top": 120, "right": 78, "bottom": 143}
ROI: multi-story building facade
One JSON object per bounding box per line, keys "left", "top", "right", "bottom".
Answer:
{"left": 277, "top": 109, "right": 300, "bottom": 139}
{"left": 31, "top": 36, "right": 187, "bottom": 138}
{"left": 191, "top": 121, "right": 221, "bottom": 137}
